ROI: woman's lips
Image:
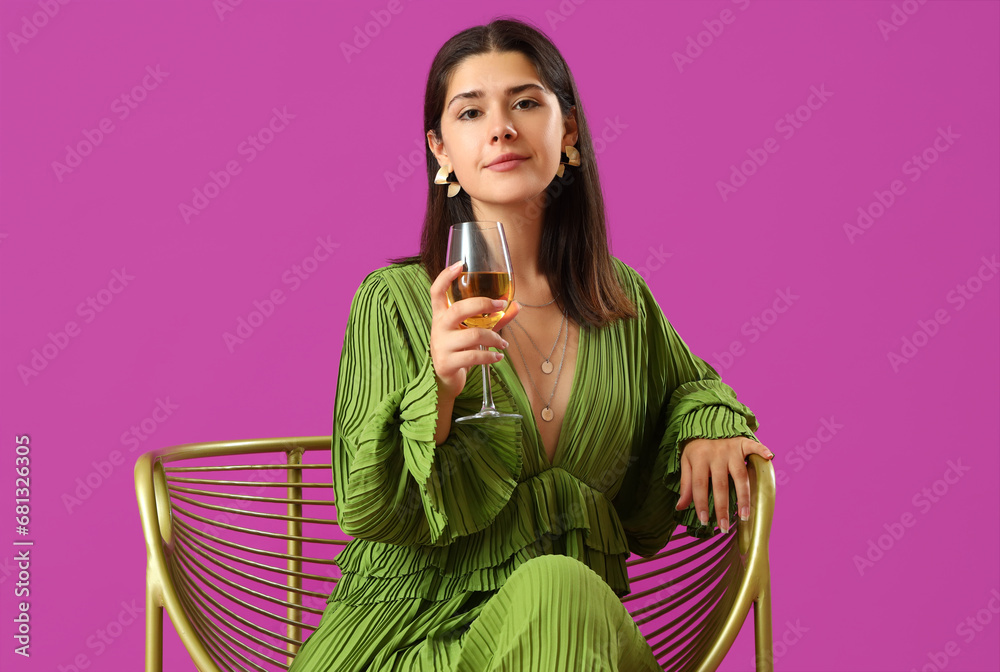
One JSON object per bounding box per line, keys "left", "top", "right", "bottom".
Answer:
{"left": 486, "top": 158, "right": 528, "bottom": 172}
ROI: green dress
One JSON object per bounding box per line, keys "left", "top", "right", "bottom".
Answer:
{"left": 289, "top": 258, "right": 761, "bottom": 671}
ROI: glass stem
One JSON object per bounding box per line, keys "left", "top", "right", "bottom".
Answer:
{"left": 479, "top": 345, "right": 497, "bottom": 412}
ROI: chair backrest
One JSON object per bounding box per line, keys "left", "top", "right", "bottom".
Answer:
{"left": 135, "top": 437, "right": 774, "bottom": 672}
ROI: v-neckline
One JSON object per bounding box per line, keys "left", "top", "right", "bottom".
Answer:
{"left": 496, "top": 322, "right": 587, "bottom": 469}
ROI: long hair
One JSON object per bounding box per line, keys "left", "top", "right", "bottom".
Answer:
{"left": 388, "top": 16, "right": 637, "bottom": 328}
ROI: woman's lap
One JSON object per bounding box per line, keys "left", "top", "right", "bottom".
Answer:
{"left": 453, "top": 554, "right": 661, "bottom": 672}
{"left": 290, "top": 555, "right": 661, "bottom": 672}
{"left": 289, "top": 589, "right": 486, "bottom": 672}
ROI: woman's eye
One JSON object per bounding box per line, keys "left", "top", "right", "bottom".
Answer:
{"left": 458, "top": 100, "right": 539, "bottom": 120}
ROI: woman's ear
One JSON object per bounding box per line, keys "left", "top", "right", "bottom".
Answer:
{"left": 427, "top": 129, "right": 447, "bottom": 165}
{"left": 563, "top": 105, "right": 579, "bottom": 147}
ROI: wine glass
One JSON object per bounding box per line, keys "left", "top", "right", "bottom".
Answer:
{"left": 445, "top": 221, "right": 522, "bottom": 423}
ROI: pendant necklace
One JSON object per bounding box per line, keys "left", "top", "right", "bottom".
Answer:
{"left": 507, "top": 295, "right": 563, "bottom": 374}
{"left": 502, "top": 300, "right": 569, "bottom": 423}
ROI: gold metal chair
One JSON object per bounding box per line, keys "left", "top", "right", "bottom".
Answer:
{"left": 134, "top": 437, "right": 775, "bottom": 672}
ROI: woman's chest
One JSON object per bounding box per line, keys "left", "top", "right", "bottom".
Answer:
{"left": 500, "top": 317, "right": 646, "bottom": 488}
{"left": 503, "top": 319, "right": 580, "bottom": 465}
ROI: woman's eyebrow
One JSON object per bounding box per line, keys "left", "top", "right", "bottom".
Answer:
{"left": 447, "top": 83, "right": 546, "bottom": 110}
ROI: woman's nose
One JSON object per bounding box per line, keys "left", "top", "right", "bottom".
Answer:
{"left": 489, "top": 110, "right": 517, "bottom": 141}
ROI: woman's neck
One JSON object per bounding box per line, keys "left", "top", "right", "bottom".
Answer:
{"left": 471, "top": 196, "right": 550, "bottom": 301}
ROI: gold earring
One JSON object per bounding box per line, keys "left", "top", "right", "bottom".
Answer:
{"left": 556, "top": 145, "right": 581, "bottom": 178}
{"left": 434, "top": 164, "right": 462, "bottom": 198}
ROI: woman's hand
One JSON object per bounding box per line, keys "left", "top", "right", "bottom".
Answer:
{"left": 429, "top": 260, "right": 522, "bottom": 400}
{"left": 673, "top": 436, "right": 774, "bottom": 533}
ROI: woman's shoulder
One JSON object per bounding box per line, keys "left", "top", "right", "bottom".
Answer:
{"left": 609, "top": 255, "right": 639, "bottom": 284}
{"left": 356, "top": 261, "right": 427, "bottom": 289}
{"left": 608, "top": 255, "right": 647, "bottom": 300}
{"left": 347, "top": 263, "right": 432, "bottom": 339}
{"left": 352, "top": 258, "right": 644, "bottom": 322}
{"left": 362, "top": 259, "right": 636, "bottom": 293}
{"left": 607, "top": 255, "right": 663, "bottom": 329}
{"left": 350, "top": 262, "right": 429, "bottom": 305}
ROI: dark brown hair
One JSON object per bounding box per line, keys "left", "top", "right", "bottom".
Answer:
{"left": 388, "top": 16, "right": 637, "bottom": 328}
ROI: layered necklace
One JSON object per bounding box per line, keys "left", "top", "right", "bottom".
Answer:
{"left": 501, "top": 294, "right": 569, "bottom": 423}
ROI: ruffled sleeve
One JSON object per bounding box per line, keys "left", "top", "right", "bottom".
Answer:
{"left": 331, "top": 270, "right": 523, "bottom": 547}
{"left": 612, "top": 269, "right": 762, "bottom": 555}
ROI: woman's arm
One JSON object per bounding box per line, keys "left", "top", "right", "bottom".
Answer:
{"left": 331, "top": 271, "right": 522, "bottom": 547}
{"left": 435, "top": 384, "right": 456, "bottom": 446}
{"left": 613, "top": 269, "right": 765, "bottom": 555}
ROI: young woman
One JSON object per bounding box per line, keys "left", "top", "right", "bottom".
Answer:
{"left": 290, "top": 17, "right": 773, "bottom": 672}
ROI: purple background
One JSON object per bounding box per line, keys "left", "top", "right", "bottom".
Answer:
{"left": 2, "top": 0, "right": 999, "bottom": 670}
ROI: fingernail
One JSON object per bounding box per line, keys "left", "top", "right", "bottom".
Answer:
{"left": 492, "top": 299, "right": 506, "bottom": 308}
{"left": 698, "top": 510, "right": 708, "bottom": 526}
{"left": 500, "top": 339, "right": 509, "bottom": 348}
{"left": 495, "top": 352, "right": 504, "bottom": 361}
{"left": 720, "top": 518, "right": 730, "bottom": 534}
{"left": 452, "top": 260, "right": 464, "bottom": 269}
{"left": 740, "top": 506, "right": 749, "bottom": 521}
{"left": 766, "top": 452, "right": 774, "bottom": 459}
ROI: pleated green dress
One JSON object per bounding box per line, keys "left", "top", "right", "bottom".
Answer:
{"left": 289, "top": 258, "right": 761, "bottom": 672}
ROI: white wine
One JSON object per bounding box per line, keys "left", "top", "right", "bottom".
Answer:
{"left": 444, "top": 221, "right": 522, "bottom": 422}
{"left": 447, "top": 271, "right": 513, "bottom": 329}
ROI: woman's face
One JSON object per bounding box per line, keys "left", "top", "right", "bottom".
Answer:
{"left": 428, "top": 50, "right": 577, "bottom": 208}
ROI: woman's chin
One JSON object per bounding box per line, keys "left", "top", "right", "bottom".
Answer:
{"left": 470, "top": 183, "right": 548, "bottom": 206}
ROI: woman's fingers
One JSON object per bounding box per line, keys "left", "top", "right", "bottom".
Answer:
{"left": 453, "top": 347, "right": 504, "bottom": 369}
{"left": 677, "top": 437, "right": 775, "bottom": 532}
{"left": 730, "top": 456, "right": 751, "bottom": 524}
{"left": 432, "top": 260, "right": 511, "bottom": 329}
{"left": 733, "top": 437, "right": 770, "bottom": 523}
{"left": 430, "top": 260, "right": 464, "bottom": 316}
{"left": 741, "top": 436, "right": 775, "bottom": 461}
{"left": 429, "top": 261, "right": 519, "bottom": 400}
{"left": 453, "top": 325, "right": 507, "bottom": 352}
{"left": 430, "top": 261, "right": 487, "bottom": 398}
{"left": 710, "top": 459, "right": 731, "bottom": 533}
{"left": 452, "top": 297, "right": 509, "bottom": 330}
{"left": 675, "top": 448, "right": 692, "bottom": 512}
{"left": 760, "top": 443, "right": 775, "bottom": 460}
{"left": 691, "top": 460, "right": 710, "bottom": 528}
{"left": 432, "top": 262, "right": 509, "bottom": 331}
{"left": 493, "top": 300, "right": 520, "bottom": 332}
